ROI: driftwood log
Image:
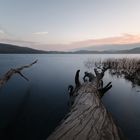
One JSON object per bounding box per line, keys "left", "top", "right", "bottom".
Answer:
{"left": 0, "top": 60, "right": 38, "bottom": 87}
{"left": 47, "top": 67, "right": 125, "bottom": 140}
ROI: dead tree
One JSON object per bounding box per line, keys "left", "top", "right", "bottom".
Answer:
{"left": 0, "top": 60, "right": 38, "bottom": 87}
{"left": 47, "top": 67, "right": 125, "bottom": 140}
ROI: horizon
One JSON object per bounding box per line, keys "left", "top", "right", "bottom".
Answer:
{"left": 0, "top": 0, "right": 140, "bottom": 51}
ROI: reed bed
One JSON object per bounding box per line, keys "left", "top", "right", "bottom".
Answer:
{"left": 85, "top": 58, "right": 140, "bottom": 86}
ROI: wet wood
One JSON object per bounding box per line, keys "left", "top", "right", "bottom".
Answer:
{"left": 47, "top": 68, "right": 125, "bottom": 140}
{"left": 0, "top": 60, "right": 38, "bottom": 87}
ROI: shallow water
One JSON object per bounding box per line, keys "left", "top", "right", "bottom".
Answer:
{"left": 0, "top": 54, "right": 140, "bottom": 140}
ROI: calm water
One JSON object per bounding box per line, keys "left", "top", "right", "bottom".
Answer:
{"left": 0, "top": 54, "right": 140, "bottom": 140}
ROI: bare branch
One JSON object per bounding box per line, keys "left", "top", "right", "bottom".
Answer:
{"left": 17, "top": 60, "right": 38, "bottom": 71}
{"left": 75, "top": 70, "right": 81, "bottom": 88}
{"left": 98, "top": 82, "right": 112, "bottom": 98}
{"left": 0, "top": 60, "right": 38, "bottom": 87}
{"left": 17, "top": 71, "right": 29, "bottom": 81}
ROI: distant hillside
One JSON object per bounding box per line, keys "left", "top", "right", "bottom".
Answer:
{"left": 75, "top": 43, "right": 140, "bottom": 51}
{"left": 0, "top": 43, "right": 47, "bottom": 54}
{"left": 75, "top": 47, "right": 140, "bottom": 54}
{"left": 119, "top": 47, "right": 140, "bottom": 54}
{"left": 0, "top": 43, "right": 140, "bottom": 54}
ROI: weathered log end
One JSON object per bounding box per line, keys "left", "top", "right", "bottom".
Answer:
{"left": 47, "top": 69, "right": 125, "bottom": 140}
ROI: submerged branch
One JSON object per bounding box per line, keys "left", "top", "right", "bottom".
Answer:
{"left": 98, "top": 82, "right": 112, "bottom": 98}
{"left": 0, "top": 60, "right": 38, "bottom": 87}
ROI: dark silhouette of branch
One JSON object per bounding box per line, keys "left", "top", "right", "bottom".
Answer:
{"left": 98, "top": 82, "right": 112, "bottom": 98}
{"left": 75, "top": 70, "right": 81, "bottom": 88}
{"left": 68, "top": 85, "right": 74, "bottom": 96}
{"left": 0, "top": 60, "right": 38, "bottom": 87}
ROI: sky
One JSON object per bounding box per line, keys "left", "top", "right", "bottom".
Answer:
{"left": 0, "top": 0, "right": 140, "bottom": 51}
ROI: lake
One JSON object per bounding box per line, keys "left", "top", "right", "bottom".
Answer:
{"left": 0, "top": 54, "right": 140, "bottom": 140}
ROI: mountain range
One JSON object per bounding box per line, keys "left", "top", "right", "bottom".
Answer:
{"left": 75, "top": 43, "right": 140, "bottom": 51}
{"left": 0, "top": 43, "right": 140, "bottom": 54}
{"left": 0, "top": 43, "right": 47, "bottom": 54}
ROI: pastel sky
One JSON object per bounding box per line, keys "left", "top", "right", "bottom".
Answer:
{"left": 0, "top": 0, "right": 140, "bottom": 51}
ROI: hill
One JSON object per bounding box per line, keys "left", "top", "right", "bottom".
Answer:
{"left": 75, "top": 43, "right": 140, "bottom": 51}
{"left": 74, "top": 47, "right": 140, "bottom": 54}
{"left": 0, "top": 43, "right": 47, "bottom": 54}
{"left": 0, "top": 43, "right": 140, "bottom": 54}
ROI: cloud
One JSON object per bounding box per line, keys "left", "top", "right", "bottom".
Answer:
{"left": 32, "top": 31, "right": 48, "bottom": 35}
{"left": 1, "top": 32, "right": 140, "bottom": 51}
{"left": 70, "top": 33, "right": 140, "bottom": 48}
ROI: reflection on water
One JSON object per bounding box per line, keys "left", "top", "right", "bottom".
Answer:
{"left": 0, "top": 54, "right": 140, "bottom": 140}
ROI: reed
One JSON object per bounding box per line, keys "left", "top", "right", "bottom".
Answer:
{"left": 85, "top": 58, "right": 140, "bottom": 86}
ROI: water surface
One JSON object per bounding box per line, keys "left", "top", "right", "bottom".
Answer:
{"left": 0, "top": 54, "right": 140, "bottom": 140}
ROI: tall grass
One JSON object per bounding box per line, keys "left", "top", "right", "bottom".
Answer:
{"left": 84, "top": 58, "right": 140, "bottom": 86}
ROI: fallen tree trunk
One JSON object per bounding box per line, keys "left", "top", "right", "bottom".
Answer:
{"left": 47, "top": 68, "right": 125, "bottom": 140}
